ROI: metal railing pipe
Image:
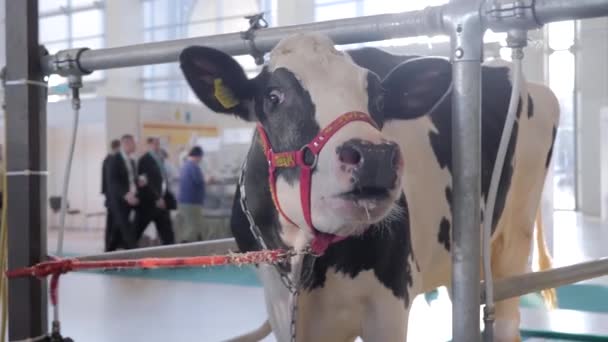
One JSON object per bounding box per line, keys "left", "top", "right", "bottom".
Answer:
{"left": 41, "top": 6, "right": 445, "bottom": 75}
{"left": 484, "top": 257, "right": 608, "bottom": 303}
{"left": 444, "top": 0, "right": 484, "bottom": 341}
{"left": 534, "top": 0, "right": 608, "bottom": 24}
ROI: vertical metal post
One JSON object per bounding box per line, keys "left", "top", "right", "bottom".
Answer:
{"left": 445, "top": 0, "right": 483, "bottom": 341}
{"left": 5, "top": 0, "right": 49, "bottom": 340}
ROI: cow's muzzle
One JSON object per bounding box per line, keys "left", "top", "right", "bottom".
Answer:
{"left": 337, "top": 139, "right": 402, "bottom": 200}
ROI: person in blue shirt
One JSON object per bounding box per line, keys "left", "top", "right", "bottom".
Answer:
{"left": 176, "top": 146, "right": 208, "bottom": 242}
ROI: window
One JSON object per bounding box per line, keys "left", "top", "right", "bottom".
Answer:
{"left": 39, "top": 0, "right": 105, "bottom": 89}
{"left": 141, "top": 0, "right": 276, "bottom": 103}
{"left": 547, "top": 21, "right": 577, "bottom": 210}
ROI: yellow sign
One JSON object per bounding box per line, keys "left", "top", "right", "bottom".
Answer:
{"left": 142, "top": 122, "right": 218, "bottom": 147}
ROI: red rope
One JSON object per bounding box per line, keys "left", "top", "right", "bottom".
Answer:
{"left": 5, "top": 249, "right": 292, "bottom": 335}
{"left": 6, "top": 249, "right": 291, "bottom": 280}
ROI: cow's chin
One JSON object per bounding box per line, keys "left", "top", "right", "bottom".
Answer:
{"left": 313, "top": 189, "right": 399, "bottom": 237}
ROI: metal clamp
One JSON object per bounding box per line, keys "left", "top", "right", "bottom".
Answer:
{"left": 240, "top": 13, "right": 269, "bottom": 66}
{"left": 443, "top": 0, "right": 485, "bottom": 62}
{"left": 46, "top": 48, "right": 92, "bottom": 77}
{"left": 485, "top": 0, "right": 541, "bottom": 32}
{"left": 506, "top": 29, "right": 528, "bottom": 49}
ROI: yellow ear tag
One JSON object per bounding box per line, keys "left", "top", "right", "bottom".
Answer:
{"left": 213, "top": 78, "right": 240, "bottom": 109}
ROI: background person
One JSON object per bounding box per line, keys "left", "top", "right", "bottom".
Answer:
{"left": 105, "top": 134, "right": 139, "bottom": 251}
{"left": 101, "top": 139, "right": 120, "bottom": 251}
{"left": 160, "top": 148, "right": 179, "bottom": 196}
{"left": 176, "top": 146, "right": 209, "bottom": 242}
{"left": 135, "top": 137, "right": 175, "bottom": 246}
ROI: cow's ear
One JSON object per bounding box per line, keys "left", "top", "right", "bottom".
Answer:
{"left": 180, "top": 46, "right": 255, "bottom": 121}
{"left": 382, "top": 57, "right": 452, "bottom": 120}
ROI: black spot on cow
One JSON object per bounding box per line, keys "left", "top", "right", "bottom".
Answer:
{"left": 366, "top": 72, "right": 387, "bottom": 128}
{"left": 528, "top": 95, "right": 534, "bottom": 118}
{"left": 252, "top": 68, "right": 321, "bottom": 185}
{"left": 516, "top": 96, "right": 523, "bottom": 119}
{"left": 438, "top": 217, "right": 451, "bottom": 251}
{"left": 304, "top": 194, "right": 414, "bottom": 306}
{"left": 423, "top": 66, "right": 520, "bottom": 237}
{"left": 545, "top": 125, "right": 557, "bottom": 169}
{"left": 230, "top": 138, "right": 290, "bottom": 257}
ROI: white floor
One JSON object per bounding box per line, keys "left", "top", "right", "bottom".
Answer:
{"left": 57, "top": 274, "right": 272, "bottom": 342}
{"left": 40, "top": 211, "right": 608, "bottom": 341}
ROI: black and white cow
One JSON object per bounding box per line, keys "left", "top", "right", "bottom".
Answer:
{"left": 180, "top": 33, "right": 559, "bottom": 342}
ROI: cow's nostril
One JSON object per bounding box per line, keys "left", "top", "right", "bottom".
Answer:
{"left": 339, "top": 145, "right": 362, "bottom": 166}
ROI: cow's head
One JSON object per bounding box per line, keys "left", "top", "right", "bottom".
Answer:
{"left": 180, "top": 33, "right": 450, "bottom": 242}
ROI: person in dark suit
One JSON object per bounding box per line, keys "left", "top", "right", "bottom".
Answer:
{"left": 105, "top": 134, "right": 139, "bottom": 251}
{"left": 102, "top": 139, "right": 121, "bottom": 251}
{"left": 134, "top": 137, "right": 175, "bottom": 245}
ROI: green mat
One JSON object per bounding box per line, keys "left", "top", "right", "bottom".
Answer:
{"left": 520, "top": 284, "right": 608, "bottom": 313}
{"left": 82, "top": 264, "right": 262, "bottom": 287}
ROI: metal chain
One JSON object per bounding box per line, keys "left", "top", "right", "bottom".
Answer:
{"left": 289, "top": 288, "right": 300, "bottom": 342}
{"left": 239, "top": 156, "right": 298, "bottom": 341}
{"left": 239, "top": 155, "right": 323, "bottom": 342}
{"left": 238, "top": 157, "right": 302, "bottom": 293}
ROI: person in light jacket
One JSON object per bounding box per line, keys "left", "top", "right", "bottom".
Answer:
{"left": 175, "top": 146, "right": 209, "bottom": 242}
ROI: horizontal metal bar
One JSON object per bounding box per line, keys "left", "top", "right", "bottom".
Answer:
{"left": 40, "top": 0, "right": 608, "bottom": 76}
{"left": 482, "top": 257, "right": 608, "bottom": 303}
{"left": 41, "top": 6, "right": 445, "bottom": 74}
{"left": 534, "top": 0, "right": 608, "bottom": 24}
{"left": 76, "top": 238, "right": 238, "bottom": 261}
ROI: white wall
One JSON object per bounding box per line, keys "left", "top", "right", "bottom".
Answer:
{"left": 96, "top": 0, "right": 144, "bottom": 98}
{"left": 46, "top": 98, "right": 107, "bottom": 228}
{"left": 0, "top": 0, "right": 5, "bottom": 69}
{"left": 577, "top": 18, "right": 608, "bottom": 217}
{"left": 277, "top": 0, "right": 315, "bottom": 26}
{"left": 601, "top": 107, "right": 608, "bottom": 221}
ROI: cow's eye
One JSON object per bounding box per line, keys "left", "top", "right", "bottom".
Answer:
{"left": 266, "top": 89, "right": 284, "bottom": 107}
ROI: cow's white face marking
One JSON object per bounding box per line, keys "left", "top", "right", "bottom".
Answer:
{"left": 268, "top": 33, "right": 403, "bottom": 237}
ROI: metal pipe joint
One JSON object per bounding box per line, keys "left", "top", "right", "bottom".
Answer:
{"left": 43, "top": 47, "right": 92, "bottom": 77}
{"left": 506, "top": 28, "right": 528, "bottom": 50}
{"left": 443, "top": 0, "right": 485, "bottom": 62}
{"left": 485, "top": 0, "right": 542, "bottom": 32}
